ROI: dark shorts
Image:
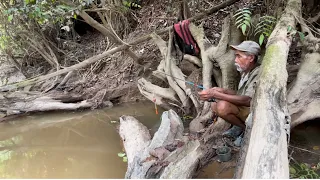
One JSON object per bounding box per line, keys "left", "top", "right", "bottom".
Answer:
{"left": 237, "top": 106, "right": 250, "bottom": 122}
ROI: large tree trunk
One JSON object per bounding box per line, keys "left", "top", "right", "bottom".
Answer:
{"left": 236, "top": 0, "right": 301, "bottom": 178}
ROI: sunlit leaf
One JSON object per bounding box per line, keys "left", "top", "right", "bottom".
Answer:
{"left": 8, "top": 15, "right": 13, "bottom": 22}
{"left": 241, "top": 24, "right": 247, "bottom": 35}
{"left": 259, "top": 34, "right": 264, "bottom": 45}
{"left": 122, "top": 156, "right": 128, "bottom": 162}
{"left": 290, "top": 167, "right": 297, "bottom": 175}
{"left": 117, "top": 152, "right": 126, "bottom": 157}
{"left": 298, "top": 32, "right": 305, "bottom": 41}
{"left": 243, "top": 20, "right": 250, "bottom": 27}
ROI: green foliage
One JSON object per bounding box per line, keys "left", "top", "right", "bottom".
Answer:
{"left": 0, "top": 0, "right": 94, "bottom": 52}
{"left": 233, "top": 8, "right": 278, "bottom": 46}
{"left": 181, "top": 115, "right": 193, "bottom": 122}
{"left": 117, "top": 152, "right": 128, "bottom": 162}
{"left": 290, "top": 162, "right": 320, "bottom": 179}
{"left": 254, "top": 16, "right": 277, "bottom": 45}
{"left": 287, "top": 25, "right": 305, "bottom": 41}
{"left": 123, "top": 0, "right": 142, "bottom": 9}
{"left": 233, "top": 8, "right": 252, "bottom": 36}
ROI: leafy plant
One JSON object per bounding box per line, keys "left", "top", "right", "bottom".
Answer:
{"left": 287, "top": 25, "right": 305, "bottom": 41}
{"left": 233, "top": 8, "right": 252, "bottom": 36}
{"left": 254, "top": 16, "right": 277, "bottom": 45}
{"left": 117, "top": 152, "right": 128, "bottom": 162}
{"left": 290, "top": 162, "right": 320, "bottom": 179}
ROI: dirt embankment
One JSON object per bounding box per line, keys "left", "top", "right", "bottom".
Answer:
{"left": 59, "top": 0, "right": 251, "bottom": 105}
{"left": 1, "top": 0, "right": 310, "bottom": 108}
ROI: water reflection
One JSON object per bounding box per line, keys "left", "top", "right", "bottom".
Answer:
{"left": 0, "top": 101, "right": 162, "bottom": 178}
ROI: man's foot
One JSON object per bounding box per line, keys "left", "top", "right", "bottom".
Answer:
{"left": 233, "top": 133, "right": 244, "bottom": 147}
{"left": 222, "top": 125, "right": 243, "bottom": 139}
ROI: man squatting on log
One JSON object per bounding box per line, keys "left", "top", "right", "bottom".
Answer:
{"left": 199, "top": 41, "right": 261, "bottom": 146}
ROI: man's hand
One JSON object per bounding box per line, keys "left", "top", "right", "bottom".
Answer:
{"left": 198, "top": 88, "right": 218, "bottom": 101}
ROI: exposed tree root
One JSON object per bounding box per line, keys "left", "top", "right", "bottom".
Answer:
{"left": 288, "top": 22, "right": 320, "bottom": 128}
{"left": 119, "top": 110, "right": 220, "bottom": 179}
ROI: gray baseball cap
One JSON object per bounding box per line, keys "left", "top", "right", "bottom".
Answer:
{"left": 230, "top": 41, "right": 261, "bottom": 56}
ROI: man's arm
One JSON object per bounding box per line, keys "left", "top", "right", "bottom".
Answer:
{"left": 198, "top": 88, "right": 251, "bottom": 107}
{"left": 211, "top": 87, "right": 237, "bottom": 95}
{"left": 213, "top": 91, "right": 251, "bottom": 107}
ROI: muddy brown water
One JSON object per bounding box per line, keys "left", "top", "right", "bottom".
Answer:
{"left": 0, "top": 101, "right": 318, "bottom": 178}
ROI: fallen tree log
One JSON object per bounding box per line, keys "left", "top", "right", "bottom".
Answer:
{"left": 236, "top": 0, "right": 301, "bottom": 178}
{"left": 0, "top": 89, "right": 111, "bottom": 118}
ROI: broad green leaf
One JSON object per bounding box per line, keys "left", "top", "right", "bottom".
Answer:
{"left": 243, "top": 20, "right": 250, "bottom": 27}
{"left": 237, "top": 22, "right": 244, "bottom": 29}
{"left": 263, "top": 31, "right": 270, "bottom": 37}
{"left": 122, "top": 156, "right": 128, "bottom": 162}
{"left": 235, "top": 15, "right": 244, "bottom": 22}
{"left": 254, "top": 29, "right": 264, "bottom": 36}
{"left": 74, "top": 14, "right": 77, "bottom": 19}
{"left": 241, "top": 9, "right": 252, "bottom": 14}
{"left": 259, "top": 34, "right": 264, "bottom": 45}
{"left": 243, "top": 13, "right": 251, "bottom": 18}
{"left": 289, "top": 167, "right": 297, "bottom": 174}
{"left": 287, "top": 25, "right": 292, "bottom": 32}
{"left": 298, "top": 32, "right": 305, "bottom": 41}
{"left": 117, "top": 152, "right": 126, "bottom": 157}
{"left": 233, "top": 11, "right": 244, "bottom": 18}
{"left": 236, "top": 18, "right": 244, "bottom": 26}
{"left": 241, "top": 24, "right": 247, "bottom": 35}
{"left": 243, "top": 16, "right": 251, "bottom": 21}
{"left": 8, "top": 15, "right": 13, "bottom": 22}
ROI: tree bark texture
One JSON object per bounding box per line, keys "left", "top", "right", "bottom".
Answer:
{"left": 237, "top": 0, "right": 301, "bottom": 178}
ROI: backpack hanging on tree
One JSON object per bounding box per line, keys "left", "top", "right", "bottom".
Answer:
{"left": 173, "top": 20, "right": 200, "bottom": 57}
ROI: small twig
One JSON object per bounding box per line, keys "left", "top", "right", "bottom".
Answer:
{"left": 288, "top": 148, "right": 295, "bottom": 163}
{"left": 289, "top": 145, "right": 320, "bottom": 156}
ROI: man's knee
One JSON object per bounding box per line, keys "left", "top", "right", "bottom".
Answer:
{"left": 216, "top": 101, "right": 233, "bottom": 117}
{"left": 211, "top": 102, "right": 217, "bottom": 113}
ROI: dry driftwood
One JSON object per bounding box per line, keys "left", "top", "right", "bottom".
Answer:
{"left": 188, "top": 16, "right": 241, "bottom": 133}
{"left": 119, "top": 110, "right": 210, "bottom": 179}
{"left": 0, "top": 89, "right": 111, "bottom": 118}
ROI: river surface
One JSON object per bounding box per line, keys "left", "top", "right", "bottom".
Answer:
{"left": 0, "top": 101, "right": 318, "bottom": 178}
{"left": 0, "top": 101, "right": 164, "bottom": 178}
